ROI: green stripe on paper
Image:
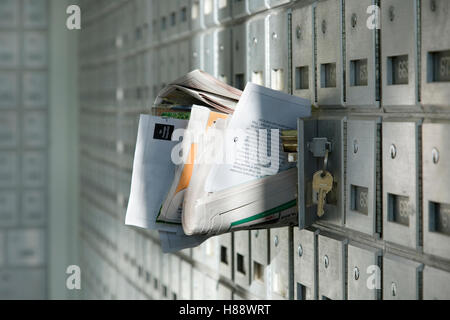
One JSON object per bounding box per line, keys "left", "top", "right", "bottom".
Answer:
{"left": 230, "top": 199, "right": 297, "bottom": 228}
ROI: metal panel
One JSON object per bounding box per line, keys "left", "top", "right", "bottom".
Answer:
{"left": 0, "top": 72, "right": 18, "bottom": 108}
{"left": 178, "top": 0, "right": 191, "bottom": 37}
{"left": 23, "top": 72, "right": 48, "bottom": 108}
{"left": 292, "top": 4, "right": 315, "bottom": 102}
{"left": 318, "top": 233, "right": 347, "bottom": 300}
{"left": 0, "top": 269, "right": 46, "bottom": 299}
{"left": 169, "top": 254, "right": 181, "bottom": 299}
{"left": 0, "top": 0, "right": 19, "bottom": 28}
{"left": 218, "top": 0, "right": 232, "bottom": 23}
{"left": 233, "top": 230, "right": 250, "bottom": 288}
{"left": 268, "top": 11, "right": 288, "bottom": 92}
{"left": 268, "top": 0, "right": 291, "bottom": 8}
{"left": 268, "top": 228, "right": 289, "bottom": 300}
{"left": 247, "top": 16, "right": 267, "bottom": 86}
{"left": 23, "top": 0, "right": 48, "bottom": 28}
{"left": 191, "top": 33, "right": 204, "bottom": 71}
{"left": 191, "top": 0, "right": 205, "bottom": 31}
{"left": 23, "top": 111, "right": 47, "bottom": 148}
{"left": 383, "top": 120, "right": 420, "bottom": 249}
{"left": 423, "top": 122, "right": 450, "bottom": 259}
{"left": 421, "top": 0, "right": 450, "bottom": 109}
{"left": 249, "top": 0, "right": 269, "bottom": 14}
{"left": 345, "top": 0, "right": 379, "bottom": 108}
{"left": 0, "top": 111, "right": 18, "bottom": 148}
{"left": 22, "top": 151, "right": 46, "bottom": 188}
{"left": 178, "top": 39, "right": 191, "bottom": 77}
{"left": 232, "top": 0, "right": 250, "bottom": 18}
{"left": 293, "top": 228, "right": 318, "bottom": 300}
{"left": 218, "top": 233, "right": 233, "bottom": 279}
{"left": 316, "top": 0, "right": 344, "bottom": 107}
{"left": 298, "top": 118, "right": 346, "bottom": 228}
{"left": 345, "top": 118, "right": 380, "bottom": 236}
{"left": 21, "top": 190, "right": 46, "bottom": 226}
{"left": 6, "top": 229, "right": 45, "bottom": 267}
{"left": 347, "top": 243, "right": 381, "bottom": 300}
{"left": 23, "top": 32, "right": 48, "bottom": 68}
{"left": 249, "top": 229, "right": 268, "bottom": 298}
{"left": 381, "top": 0, "right": 419, "bottom": 108}
{"left": 232, "top": 23, "right": 247, "bottom": 90}
{"left": 0, "top": 32, "right": 19, "bottom": 67}
{"left": 159, "top": 0, "right": 170, "bottom": 40}
{"left": 180, "top": 260, "right": 192, "bottom": 299}
{"left": 0, "top": 152, "right": 18, "bottom": 188}
{"left": 0, "top": 191, "right": 17, "bottom": 227}
{"left": 423, "top": 266, "right": 450, "bottom": 300}
{"left": 204, "top": 0, "right": 219, "bottom": 27}
{"left": 217, "top": 28, "right": 231, "bottom": 84}
{"left": 383, "top": 254, "right": 422, "bottom": 300}
{"left": 203, "top": 30, "right": 217, "bottom": 76}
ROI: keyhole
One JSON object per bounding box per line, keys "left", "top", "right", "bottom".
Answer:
{"left": 321, "top": 20, "right": 327, "bottom": 34}
{"left": 296, "top": 25, "right": 301, "bottom": 39}
{"left": 351, "top": 13, "right": 357, "bottom": 28}
{"left": 389, "top": 6, "right": 395, "bottom": 22}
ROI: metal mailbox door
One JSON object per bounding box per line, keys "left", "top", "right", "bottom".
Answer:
{"left": 268, "top": 11, "right": 288, "bottom": 92}
{"left": 294, "top": 228, "right": 318, "bottom": 300}
{"left": 383, "top": 254, "right": 422, "bottom": 300}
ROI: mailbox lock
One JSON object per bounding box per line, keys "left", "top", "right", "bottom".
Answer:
{"left": 390, "top": 144, "right": 397, "bottom": 159}
{"left": 351, "top": 13, "right": 357, "bottom": 28}
{"left": 274, "top": 235, "right": 279, "bottom": 247}
{"left": 297, "top": 244, "right": 303, "bottom": 257}
{"left": 252, "top": 37, "right": 258, "bottom": 45}
{"left": 353, "top": 266, "right": 360, "bottom": 280}
{"left": 272, "top": 32, "right": 278, "bottom": 40}
{"left": 432, "top": 148, "right": 440, "bottom": 164}
{"left": 254, "top": 230, "right": 259, "bottom": 238}
{"left": 219, "top": 45, "right": 224, "bottom": 51}
{"left": 323, "top": 255, "right": 329, "bottom": 268}
{"left": 391, "top": 282, "right": 397, "bottom": 297}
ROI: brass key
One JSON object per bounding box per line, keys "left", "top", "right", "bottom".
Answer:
{"left": 312, "top": 170, "right": 333, "bottom": 217}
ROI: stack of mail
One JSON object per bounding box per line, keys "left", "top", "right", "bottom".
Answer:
{"left": 125, "top": 70, "right": 311, "bottom": 252}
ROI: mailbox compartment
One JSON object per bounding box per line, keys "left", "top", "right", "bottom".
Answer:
{"left": 268, "top": 11, "right": 288, "bottom": 92}
{"left": 345, "top": 0, "right": 379, "bottom": 108}
{"left": 268, "top": 227, "right": 290, "bottom": 300}
{"left": 233, "top": 230, "right": 250, "bottom": 288}
{"left": 191, "top": 0, "right": 205, "bottom": 31}
{"left": 383, "top": 120, "right": 421, "bottom": 249}
{"left": 232, "top": 23, "right": 247, "bottom": 90}
{"left": 318, "top": 233, "right": 347, "bottom": 300}
{"left": 247, "top": 16, "right": 267, "bottom": 87}
{"left": 422, "top": 121, "right": 450, "bottom": 260}
{"left": 383, "top": 254, "right": 422, "bottom": 300}
{"left": 293, "top": 228, "right": 318, "bottom": 300}
{"left": 232, "top": 0, "right": 250, "bottom": 19}
{"left": 381, "top": 0, "right": 419, "bottom": 109}
{"left": 316, "top": 0, "right": 344, "bottom": 107}
{"left": 292, "top": 4, "right": 315, "bottom": 103}
{"left": 298, "top": 117, "right": 346, "bottom": 228}
{"left": 218, "top": 233, "right": 233, "bottom": 280}
{"left": 423, "top": 266, "right": 450, "bottom": 300}
{"left": 249, "top": 229, "right": 269, "bottom": 298}
{"left": 217, "top": 28, "right": 232, "bottom": 84}
{"left": 204, "top": 0, "right": 219, "bottom": 27}
{"left": 421, "top": 0, "right": 450, "bottom": 109}
{"left": 347, "top": 243, "right": 381, "bottom": 300}
{"left": 345, "top": 118, "right": 381, "bottom": 236}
